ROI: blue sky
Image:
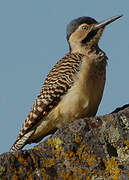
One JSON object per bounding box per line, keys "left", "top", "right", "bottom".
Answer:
{"left": 0, "top": 0, "right": 129, "bottom": 154}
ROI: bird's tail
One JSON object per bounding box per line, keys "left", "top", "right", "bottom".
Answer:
{"left": 10, "top": 130, "right": 34, "bottom": 153}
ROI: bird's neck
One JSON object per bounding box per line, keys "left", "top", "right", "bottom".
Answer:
{"left": 70, "top": 42, "right": 97, "bottom": 54}
{"left": 70, "top": 44, "right": 108, "bottom": 68}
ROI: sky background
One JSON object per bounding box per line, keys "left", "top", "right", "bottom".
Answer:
{"left": 0, "top": 0, "right": 129, "bottom": 154}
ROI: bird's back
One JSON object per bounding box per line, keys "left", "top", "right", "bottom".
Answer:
{"left": 10, "top": 52, "right": 84, "bottom": 152}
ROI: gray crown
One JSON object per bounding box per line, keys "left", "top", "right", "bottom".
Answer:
{"left": 66, "top": 16, "right": 97, "bottom": 41}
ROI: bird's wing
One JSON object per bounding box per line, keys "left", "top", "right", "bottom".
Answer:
{"left": 10, "top": 53, "right": 84, "bottom": 151}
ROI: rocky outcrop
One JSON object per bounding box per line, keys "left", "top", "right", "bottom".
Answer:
{"left": 0, "top": 104, "right": 129, "bottom": 179}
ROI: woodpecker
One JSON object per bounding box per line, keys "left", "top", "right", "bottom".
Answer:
{"left": 10, "top": 15, "right": 123, "bottom": 152}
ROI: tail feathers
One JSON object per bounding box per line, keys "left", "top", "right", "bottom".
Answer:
{"left": 10, "top": 130, "right": 34, "bottom": 153}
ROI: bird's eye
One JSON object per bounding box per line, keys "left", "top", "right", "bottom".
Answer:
{"left": 82, "top": 25, "right": 88, "bottom": 31}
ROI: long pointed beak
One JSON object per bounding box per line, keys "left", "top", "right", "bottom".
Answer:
{"left": 93, "top": 15, "right": 123, "bottom": 30}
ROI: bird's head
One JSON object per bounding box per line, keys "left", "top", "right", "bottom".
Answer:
{"left": 67, "top": 15, "right": 123, "bottom": 53}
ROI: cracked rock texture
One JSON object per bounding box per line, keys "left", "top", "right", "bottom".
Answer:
{"left": 0, "top": 104, "right": 129, "bottom": 179}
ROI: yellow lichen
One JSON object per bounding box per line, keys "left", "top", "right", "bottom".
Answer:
{"left": 47, "top": 138, "right": 52, "bottom": 146}
{"left": 105, "top": 157, "right": 121, "bottom": 180}
{"left": 82, "top": 152, "right": 95, "bottom": 166}
{"left": 62, "top": 151, "right": 75, "bottom": 159}
{"left": 106, "top": 115, "right": 112, "bottom": 121}
{"left": 58, "top": 171, "right": 72, "bottom": 180}
{"left": 52, "top": 145, "right": 63, "bottom": 159}
{"left": 76, "top": 144, "right": 85, "bottom": 158}
{"left": 124, "top": 140, "right": 129, "bottom": 150}
{"left": 17, "top": 167, "right": 23, "bottom": 175}
{"left": 17, "top": 155, "right": 28, "bottom": 166}
{"left": 74, "top": 133, "right": 83, "bottom": 143}
{"left": 12, "top": 176, "right": 18, "bottom": 180}
{"left": 59, "top": 170, "right": 92, "bottom": 180}
{"left": 76, "top": 144, "right": 96, "bottom": 166}
{"left": 26, "top": 175, "right": 33, "bottom": 180}
{"left": 59, "top": 171, "right": 81, "bottom": 180}
{"left": 33, "top": 147, "right": 39, "bottom": 151}
{"left": 47, "top": 137, "right": 63, "bottom": 149}
{"left": 52, "top": 137, "right": 63, "bottom": 149}
{"left": 43, "top": 158, "right": 55, "bottom": 167}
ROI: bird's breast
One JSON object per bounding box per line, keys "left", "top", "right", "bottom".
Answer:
{"left": 52, "top": 55, "right": 106, "bottom": 128}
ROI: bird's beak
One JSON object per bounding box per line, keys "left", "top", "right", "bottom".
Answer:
{"left": 93, "top": 15, "right": 123, "bottom": 30}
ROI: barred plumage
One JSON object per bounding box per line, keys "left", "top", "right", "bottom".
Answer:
{"left": 10, "top": 53, "right": 84, "bottom": 152}
{"left": 10, "top": 15, "right": 122, "bottom": 152}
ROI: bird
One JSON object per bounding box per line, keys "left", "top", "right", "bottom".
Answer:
{"left": 10, "top": 15, "right": 123, "bottom": 152}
